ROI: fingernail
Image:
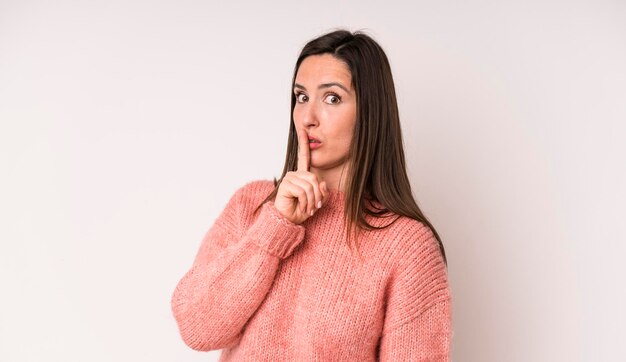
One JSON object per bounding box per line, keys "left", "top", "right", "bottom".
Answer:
{"left": 310, "top": 210, "right": 315, "bottom": 216}
{"left": 317, "top": 201, "right": 322, "bottom": 208}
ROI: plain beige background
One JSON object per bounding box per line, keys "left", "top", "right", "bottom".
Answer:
{"left": 1, "top": 0, "right": 625, "bottom": 361}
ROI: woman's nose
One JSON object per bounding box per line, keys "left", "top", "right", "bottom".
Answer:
{"left": 301, "top": 103, "right": 319, "bottom": 127}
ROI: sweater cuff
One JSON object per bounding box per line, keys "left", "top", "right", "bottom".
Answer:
{"left": 246, "top": 201, "right": 306, "bottom": 259}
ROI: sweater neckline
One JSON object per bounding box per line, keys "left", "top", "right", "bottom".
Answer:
{"left": 323, "top": 188, "right": 346, "bottom": 210}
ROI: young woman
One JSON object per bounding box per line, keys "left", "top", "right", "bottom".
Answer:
{"left": 171, "top": 29, "right": 452, "bottom": 361}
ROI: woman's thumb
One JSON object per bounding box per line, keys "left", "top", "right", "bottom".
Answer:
{"left": 321, "top": 181, "right": 328, "bottom": 201}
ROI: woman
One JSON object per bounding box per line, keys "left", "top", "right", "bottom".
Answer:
{"left": 171, "top": 29, "right": 452, "bottom": 361}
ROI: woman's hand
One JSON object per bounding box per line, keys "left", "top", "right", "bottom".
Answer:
{"left": 274, "top": 128, "right": 329, "bottom": 224}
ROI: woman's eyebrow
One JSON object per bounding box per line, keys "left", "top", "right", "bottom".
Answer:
{"left": 294, "top": 82, "right": 350, "bottom": 93}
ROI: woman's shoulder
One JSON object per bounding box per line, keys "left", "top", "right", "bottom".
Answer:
{"left": 229, "top": 178, "right": 276, "bottom": 209}
{"left": 237, "top": 179, "right": 274, "bottom": 199}
{"left": 365, "top": 205, "right": 433, "bottom": 240}
{"left": 375, "top": 215, "right": 448, "bottom": 289}
{"left": 370, "top": 213, "right": 441, "bottom": 261}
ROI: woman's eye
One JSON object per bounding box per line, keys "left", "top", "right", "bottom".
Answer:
{"left": 324, "top": 94, "right": 341, "bottom": 105}
{"left": 296, "top": 93, "right": 308, "bottom": 103}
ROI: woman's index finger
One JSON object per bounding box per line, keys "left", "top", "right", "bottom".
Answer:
{"left": 297, "top": 128, "right": 310, "bottom": 171}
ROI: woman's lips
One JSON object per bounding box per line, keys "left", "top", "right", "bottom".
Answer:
{"left": 309, "top": 141, "right": 322, "bottom": 150}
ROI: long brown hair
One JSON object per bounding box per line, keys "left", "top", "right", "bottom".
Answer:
{"left": 255, "top": 29, "right": 447, "bottom": 266}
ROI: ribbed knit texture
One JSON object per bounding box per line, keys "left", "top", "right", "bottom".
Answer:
{"left": 171, "top": 179, "right": 452, "bottom": 361}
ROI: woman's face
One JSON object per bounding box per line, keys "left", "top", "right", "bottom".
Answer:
{"left": 293, "top": 54, "right": 357, "bottom": 179}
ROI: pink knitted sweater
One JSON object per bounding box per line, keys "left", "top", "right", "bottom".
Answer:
{"left": 171, "top": 179, "right": 452, "bottom": 361}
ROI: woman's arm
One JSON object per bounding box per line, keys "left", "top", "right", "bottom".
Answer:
{"left": 379, "top": 299, "right": 452, "bottom": 361}
{"left": 379, "top": 226, "right": 452, "bottom": 361}
{"left": 171, "top": 182, "right": 305, "bottom": 351}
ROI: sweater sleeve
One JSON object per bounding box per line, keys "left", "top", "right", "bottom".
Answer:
{"left": 378, "top": 226, "right": 452, "bottom": 361}
{"left": 170, "top": 183, "right": 306, "bottom": 351}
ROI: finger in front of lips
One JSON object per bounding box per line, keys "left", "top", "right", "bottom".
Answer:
{"left": 297, "top": 128, "right": 310, "bottom": 172}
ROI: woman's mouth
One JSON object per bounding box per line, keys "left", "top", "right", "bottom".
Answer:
{"left": 308, "top": 138, "right": 321, "bottom": 149}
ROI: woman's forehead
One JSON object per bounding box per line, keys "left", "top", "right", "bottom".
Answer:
{"left": 295, "top": 54, "right": 352, "bottom": 91}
